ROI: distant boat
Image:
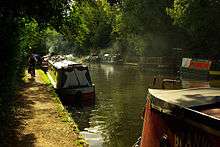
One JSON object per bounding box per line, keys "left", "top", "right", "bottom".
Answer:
{"left": 180, "top": 58, "right": 211, "bottom": 80}
{"left": 180, "top": 58, "right": 220, "bottom": 81}
{"left": 139, "top": 88, "right": 220, "bottom": 147}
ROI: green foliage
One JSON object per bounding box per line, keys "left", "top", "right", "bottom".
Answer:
{"left": 167, "top": 0, "right": 220, "bottom": 52}
{"left": 1, "top": 0, "right": 220, "bottom": 105}
{"left": 19, "top": 18, "right": 49, "bottom": 56}
{"left": 121, "top": 0, "right": 172, "bottom": 34}
{"left": 0, "top": 17, "right": 20, "bottom": 99}
{"left": 62, "top": 5, "right": 89, "bottom": 47}
{"left": 112, "top": 0, "right": 179, "bottom": 58}
{"left": 58, "top": 0, "right": 114, "bottom": 55}
{"left": 0, "top": 0, "right": 70, "bottom": 100}
{"left": 44, "top": 0, "right": 181, "bottom": 57}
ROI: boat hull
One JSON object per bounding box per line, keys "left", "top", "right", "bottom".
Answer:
{"left": 57, "top": 86, "right": 95, "bottom": 105}
{"left": 140, "top": 96, "right": 220, "bottom": 147}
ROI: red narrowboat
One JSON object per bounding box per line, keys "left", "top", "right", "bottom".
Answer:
{"left": 140, "top": 88, "right": 220, "bottom": 147}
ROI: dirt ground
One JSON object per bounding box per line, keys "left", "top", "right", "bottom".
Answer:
{"left": 0, "top": 71, "right": 85, "bottom": 147}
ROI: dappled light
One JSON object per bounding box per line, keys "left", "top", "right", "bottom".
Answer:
{"left": 0, "top": 71, "right": 79, "bottom": 146}
{"left": 0, "top": 0, "right": 220, "bottom": 146}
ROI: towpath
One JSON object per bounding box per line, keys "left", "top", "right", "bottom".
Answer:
{"left": 1, "top": 70, "right": 86, "bottom": 147}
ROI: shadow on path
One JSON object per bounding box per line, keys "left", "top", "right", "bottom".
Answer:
{"left": 0, "top": 71, "right": 80, "bottom": 147}
{"left": 0, "top": 80, "right": 36, "bottom": 146}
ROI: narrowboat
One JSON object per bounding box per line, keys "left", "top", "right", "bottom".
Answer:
{"left": 140, "top": 88, "right": 220, "bottom": 147}
{"left": 180, "top": 58, "right": 211, "bottom": 80}
{"left": 47, "top": 59, "right": 95, "bottom": 103}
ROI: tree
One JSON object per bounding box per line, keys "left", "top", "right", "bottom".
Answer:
{"left": 112, "top": 0, "right": 180, "bottom": 58}
{"left": 0, "top": 0, "right": 70, "bottom": 99}
{"left": 167, "top": 0, "right": 220, "bottom": 54}
{"left": 62, "top": 0, "right": 114, "bottom": 54}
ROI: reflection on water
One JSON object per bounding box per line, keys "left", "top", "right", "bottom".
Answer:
{"left": 69, "top": 64, "right": 177, "bottom": 147}
{"left": 66, "top": 64, "right": 220, "bottom": 147}
{"left": 100, "top": 64, "right": 114, "bottom": 80}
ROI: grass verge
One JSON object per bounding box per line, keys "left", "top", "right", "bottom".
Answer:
{"left": 36, "top": 69, "right": 88, "bottom": 147}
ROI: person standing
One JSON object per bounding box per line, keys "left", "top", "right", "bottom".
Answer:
{"left": 28, "top": 53, "right": 36, "bottom": 78}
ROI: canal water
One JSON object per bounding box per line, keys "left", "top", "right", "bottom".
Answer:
{"left": 69, "top": 64, "right": 176, "bottom": 147}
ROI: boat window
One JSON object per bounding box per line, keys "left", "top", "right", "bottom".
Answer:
{"left": 62, "top": 71, "right": 79, "bottom": 88}
{"left": 74, "top": 68, "right": 91, "bottom": 86}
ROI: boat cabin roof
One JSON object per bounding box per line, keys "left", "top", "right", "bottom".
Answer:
{"left": 149, "top": 88, "right": 220, "bottom": 108}
{"left": 49, "top": 60, "right": 84, "bottom": 69}
{"left": 148, "top": 88, "right": 220, "bottom": 132}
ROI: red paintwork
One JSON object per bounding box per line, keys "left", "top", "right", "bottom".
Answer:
{"left": 189, "top": 61, "right": 211, "bottom": 70}
{"left": 140, "top": 97, "right": 220, "bottom": 147}
{"left": 140, "top": 101, "right": 174, "bottom": 147}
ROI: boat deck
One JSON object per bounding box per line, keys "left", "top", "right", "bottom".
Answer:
{"left": 149, "top": 88, "right": 220, "bottom": 120}
{"left": 199, "top": 107, "right": 220, "bottom": 119}
{"left": 149, "top": 88, "right": 220, "bottom": 107}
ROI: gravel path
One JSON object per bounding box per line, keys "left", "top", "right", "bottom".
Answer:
{"left": 2, "top": 71, "right": 84, "bottom": 147}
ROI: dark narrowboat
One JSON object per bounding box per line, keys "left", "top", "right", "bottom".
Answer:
{"left": 140, "top": 88, "right": 220, "bottom": 147}
{"left": 47, "top": 59, "right": 95, "bottom": 103}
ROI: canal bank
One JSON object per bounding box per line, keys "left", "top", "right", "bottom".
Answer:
{"left": 0, "top": 69, "right": 87, "bottom": 146}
